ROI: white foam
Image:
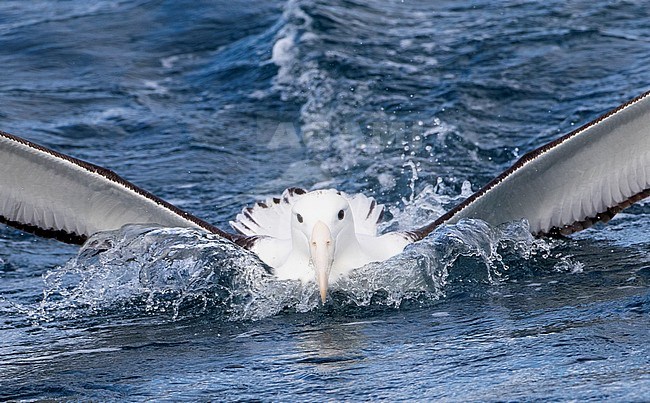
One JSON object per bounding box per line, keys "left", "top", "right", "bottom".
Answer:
{"left": 271, "top": 35, "right": 295, "bottom": 66}
{"left": 161, "top": 55, "right": 180, "bottom": 69}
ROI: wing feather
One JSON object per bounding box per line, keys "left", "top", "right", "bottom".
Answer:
{"left": 410, "top": 91, "right": 650, "bottom": 239}
{"left": 346, "top": 192, "right": 384, "bottom": 236}
{"left": 230, "top": 188, "right": 386, "bottom": 238}
{"left": 0, "top": 130, "right": 241, "bottom": 244}
{"left": 230, "top": 188, "right": 306, "bottom": 239}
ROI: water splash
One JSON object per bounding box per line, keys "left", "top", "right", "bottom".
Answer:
{"left": 40, "top": 226, "right": 271, "bottom": 321}
{"left": 36, "top": 210, "right": 553, "bottom": 322}
{"left": 381, "top": 181, "right": 474, "bottom": 232}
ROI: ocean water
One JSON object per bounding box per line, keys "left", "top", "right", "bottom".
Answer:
{"left": 1, "top": 0, "right": 649, "bottom": 401}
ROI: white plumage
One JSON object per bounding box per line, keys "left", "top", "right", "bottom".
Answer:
{"left": 231, "top": 188, "right": 411, "bottom": 301}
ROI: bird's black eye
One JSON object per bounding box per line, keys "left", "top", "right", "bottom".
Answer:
{"left": 338, "top": 209, "right": 345, "bottom": 220}
{"left": 297, "top": 213, "right": 303, "bottom": 223}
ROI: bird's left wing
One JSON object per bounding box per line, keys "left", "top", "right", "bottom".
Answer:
{"left": 0, "top": 130, "right": 243, "bottom": 245}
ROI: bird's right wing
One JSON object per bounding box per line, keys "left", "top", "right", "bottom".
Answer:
{"left": 0, "top": 130, "right": 242, "bottom": 245}
{"left": 409, "top": 91, "right": 650, "bottom": 240}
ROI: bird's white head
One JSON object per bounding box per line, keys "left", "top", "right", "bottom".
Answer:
{"left": 290, "top": 190, "right": 357, "bottom": 303}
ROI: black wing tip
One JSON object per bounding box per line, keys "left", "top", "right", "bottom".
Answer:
{"left": 287, "top": 187, "right": 307, "bottom": 196}
{"left": 231, "top": 187, "right": 310, "bottom": 238}
{"left": 0, "top": 215, "right": 87, "bottom": 245}
{"left": 365, "top": 200, "right": 376, "bottom": 220}
{"left": 376, "top": 204, "right": 385, "bottom": 224}
{"left": 282, "top": 187, "right": 307, "bottom": 204}
{"left": 229, "top": 219, "right": 252, "bottom": 236}
{"left": 542, "top": 188, "right": 650, "bottom": 237}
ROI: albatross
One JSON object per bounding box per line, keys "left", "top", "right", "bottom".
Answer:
{"left": 1, "top": 91, "right": 649, "bottom": 302}
{"left": 230, "top": 188, "right": 411, "bottom": 302}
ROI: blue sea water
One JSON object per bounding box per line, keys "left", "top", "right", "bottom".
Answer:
{"left": 1, "top": 0, "right": 649, "bottom": 400}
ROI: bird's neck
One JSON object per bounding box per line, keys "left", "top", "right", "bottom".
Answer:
{"left": 330, "top": 226, "right": 368, "bottom": 279}
{"left": 283, "top": 226, "right": 369, "bottom": 282}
